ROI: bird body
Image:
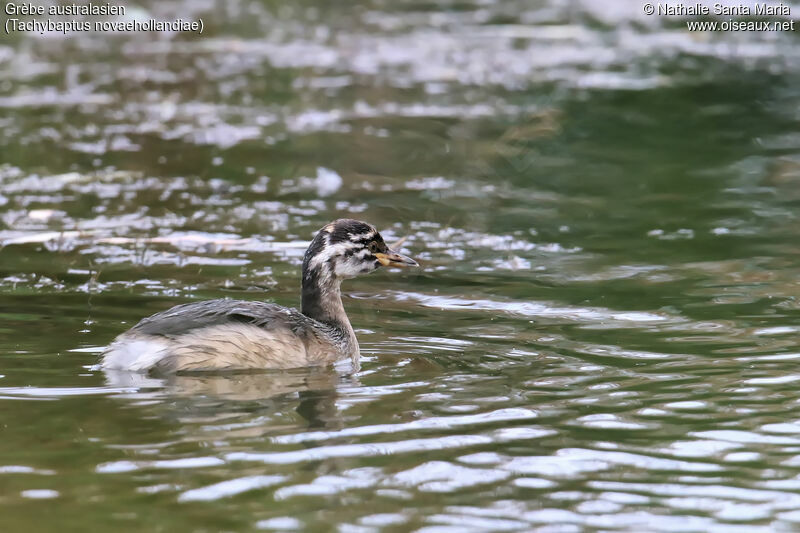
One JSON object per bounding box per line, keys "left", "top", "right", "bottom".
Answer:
{"left": 101, "top": 219, "right": 417, "bottom": 373}
{"left": 101, "top": 300, "right": 355, "bottom": 372}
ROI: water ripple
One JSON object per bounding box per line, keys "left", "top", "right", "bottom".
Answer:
{"left": 271, "top": 407, "right": 538, "bottom": 444}
{"left": 178, "top": 475, "right": 286, "bottom": 502}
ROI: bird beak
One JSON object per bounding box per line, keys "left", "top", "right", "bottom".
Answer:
{"left": 375, "top": 249, "right": 419, "bottom": 268}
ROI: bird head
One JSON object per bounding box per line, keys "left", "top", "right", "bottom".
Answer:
{"left": 302, "top": 219, "right": 418, "bottom": 282}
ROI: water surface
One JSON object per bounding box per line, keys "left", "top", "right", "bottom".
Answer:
{"left": 3, "top": 1, "right": 800, "bottom": 531}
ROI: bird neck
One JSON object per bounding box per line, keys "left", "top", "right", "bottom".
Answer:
{"left": 301, "top": 268, "right": 358, "bottom": 352}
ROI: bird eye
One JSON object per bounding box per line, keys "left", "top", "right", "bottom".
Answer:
{"left": 368, "top": 241, "right": 379, "bottom": 253}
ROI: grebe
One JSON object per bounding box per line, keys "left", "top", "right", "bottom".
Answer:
{"left": 101, "top": 219, "right": 418, "bottom": 373}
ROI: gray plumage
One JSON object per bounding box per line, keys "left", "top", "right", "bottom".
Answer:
{"left": 131, "top": 299, "right": 316, "bottom": 338}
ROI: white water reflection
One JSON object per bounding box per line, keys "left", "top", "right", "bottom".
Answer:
{"left": 396, "top": 291, "right": 674, "bottom": 325}
{"left": 270, "top": 407, "right": 538, "bottom": 443}
{"left": 179, "top": 475, "right": 286, "bottom": 502}
{"left": 227, "top": 435, "right": 494, "bottom": 465}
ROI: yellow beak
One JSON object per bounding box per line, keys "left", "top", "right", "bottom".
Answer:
{"left": 375, "top": 249, "right": 419, "bottom": 268}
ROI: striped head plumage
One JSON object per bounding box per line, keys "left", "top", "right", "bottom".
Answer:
{"left": 302, "top": 219, "right": 418, "bottom": 283}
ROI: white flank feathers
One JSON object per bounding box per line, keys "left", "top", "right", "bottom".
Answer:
{"left": 101, "top": 338, "right": 170, "bottom": 372}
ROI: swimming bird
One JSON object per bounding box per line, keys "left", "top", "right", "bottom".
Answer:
{"left": 101, "top": 219, "right": 418, "bottom": 373}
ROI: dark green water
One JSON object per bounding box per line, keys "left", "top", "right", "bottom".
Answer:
{"left": 4, "top": 0, "right": 800, "bottom": 531}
